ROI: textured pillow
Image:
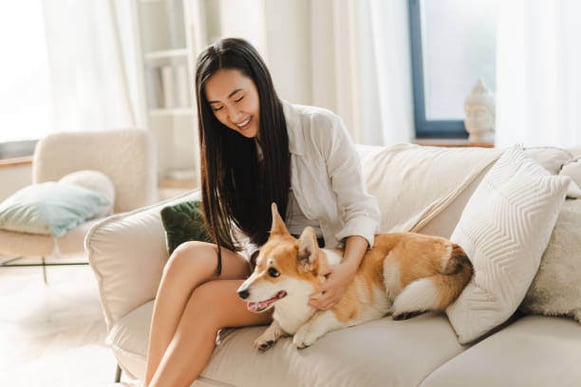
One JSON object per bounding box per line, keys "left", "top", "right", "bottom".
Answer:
{"left": 520, "top": 198, "right": 581, "bottom": 323}
{"left": 160, "top": 200, "right": 212, "bottom": 255}
{"left": 446, "top": 147, "right": 571, "bottom": 344}
{"left": 0, "top": 182, "right": 111, "bottom": 238}
{"left": 59, "top": 170, "right": 115, "bottom": 217}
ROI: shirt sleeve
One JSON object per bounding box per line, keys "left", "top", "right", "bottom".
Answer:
{"left": 313, "top": 112, "right": 380, "bottom": 247}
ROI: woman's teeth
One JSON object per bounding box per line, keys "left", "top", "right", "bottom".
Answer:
{"left": 236, "top": 117, "right": 251, "bottom": 128}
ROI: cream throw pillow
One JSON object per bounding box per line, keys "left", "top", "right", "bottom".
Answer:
{"left": 519, "top": 198, "right": 581, "bottom": 322}
{"left": 446, "top": 147, "right": 571, "bottom": 344}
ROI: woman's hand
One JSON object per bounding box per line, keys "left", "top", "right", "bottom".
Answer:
{"left": 308, "top": 261, "right": 357, "bottom": 310}
{"left": 309, "top": 235, "right": 368, "bottom": 310}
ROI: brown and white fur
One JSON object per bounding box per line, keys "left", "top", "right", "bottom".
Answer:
{"left": 237, "top": 203, "right": 473, "bottom": 351}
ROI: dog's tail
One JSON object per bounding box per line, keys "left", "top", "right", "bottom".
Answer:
{"left": 392, "top": 244, "right": 473, "bottom": 317}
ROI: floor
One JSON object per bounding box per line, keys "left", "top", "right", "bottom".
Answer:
{"left": 0, "top": 254, "right": 138, "bottom": 387}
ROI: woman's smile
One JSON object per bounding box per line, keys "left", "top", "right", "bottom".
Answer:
{"left": 235, "top": 116, "right": 252, "bottom": 130}
{"left": 205, "top": 69, "right": 260, "bottom": 138}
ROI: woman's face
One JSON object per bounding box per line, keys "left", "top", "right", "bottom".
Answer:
{"left": 205, "top": 68, "right": 260, "bottom": 138}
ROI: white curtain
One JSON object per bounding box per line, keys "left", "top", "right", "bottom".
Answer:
{"left": 357, "top": 0, "right": 414, "bottom": 145}
{"left": 196, "top": 0, "right": 414, "bottom": 146}
{"left": 496, "top": 0, "right": 581, "bottom": 147}
{"left": 42, "top": 0, "right": 138, "bottom": 133}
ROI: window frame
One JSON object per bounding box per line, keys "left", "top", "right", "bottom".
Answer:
{"left": 0, "top": 140, "right": 37, "bottom": 160}
{"left": 408, "top": 0, "right": 467, "bottom": 139}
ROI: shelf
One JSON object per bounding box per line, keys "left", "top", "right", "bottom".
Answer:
{"left": 134, "top": 0, "right": 198, "bottom": 182}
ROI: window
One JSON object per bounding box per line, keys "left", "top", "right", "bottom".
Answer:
{"left": 0, "top": 1, "right": 51, "bottom": 157}
{"left": 409, "top": 0, "right": 500, "bottom": 138}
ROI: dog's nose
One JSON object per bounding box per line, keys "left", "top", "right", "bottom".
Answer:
{"left": 238, "top": 289, "right": 250, "bottom": 299}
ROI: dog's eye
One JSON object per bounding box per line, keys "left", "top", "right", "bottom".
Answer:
{"left": 268, "top": 267, "right": 280, "bottom": 278}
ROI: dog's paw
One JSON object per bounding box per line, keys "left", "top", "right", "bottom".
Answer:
{"left": 255, "top": 339, "right": 276, "bottom": 352}
{"left": 292, "top": 335, "right": 313, "bottom": 349}
{"left": 292, "top": 328, "right": 318, "bottom": 349}
{"left": 254, "top": 334, "right": 278, "bottom": 352}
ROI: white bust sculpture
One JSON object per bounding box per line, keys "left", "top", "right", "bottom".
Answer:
{"left": 464, "top": 79, "right": 495, "bottom": 144}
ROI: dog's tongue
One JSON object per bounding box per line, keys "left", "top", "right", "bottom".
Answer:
{"left": 246, "top": 291, "right": 287, "bottom": 312}
{"left": 247, "top": 301, "right": 266, "bottom": 313}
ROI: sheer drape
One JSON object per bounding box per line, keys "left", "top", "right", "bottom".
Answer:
{"left": 42, "top": 0, "right": 138, "bottom": 132}
{"left": 194, "top": 0, "right": 414, "bottom": 146}
{"left": 496, "top": 0, "right": 581, "bottom": 147}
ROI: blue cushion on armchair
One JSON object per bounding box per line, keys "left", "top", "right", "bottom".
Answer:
{"left": 0, "top": 182, "right": 111, "bottom": 238}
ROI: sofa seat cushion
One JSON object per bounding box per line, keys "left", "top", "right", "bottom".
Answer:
{"left": 109, "top": 302, "right": 468, "bottom": 387}
{"left": 420, "top": 315, "right": 581, "bottom": 387}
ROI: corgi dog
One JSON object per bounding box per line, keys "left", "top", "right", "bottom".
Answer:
{"left": 237, "top": 203, "right": 473, "bottom": 351}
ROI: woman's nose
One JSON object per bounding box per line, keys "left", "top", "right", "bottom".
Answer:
{"left": 228, "top": 106, "right": 243, "bottom": 122}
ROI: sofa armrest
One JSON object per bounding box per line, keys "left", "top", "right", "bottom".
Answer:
{"left": 86, "top": 190, "right": 200, "bottom": 330}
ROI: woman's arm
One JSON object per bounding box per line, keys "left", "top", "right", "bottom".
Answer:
{"left": 306, "top": 109, "right": 380, "bottom": 310}
{"left": 314, "top": 113, "right": 380, "bottom": 247}
{"left": 309, "top": 235, "right": 368, "bottom": 310}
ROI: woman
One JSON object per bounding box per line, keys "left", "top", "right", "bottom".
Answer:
{"left": 144, "top": 37, "right": 380, "bottom": 387}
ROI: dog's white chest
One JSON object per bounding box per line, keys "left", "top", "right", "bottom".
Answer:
{"left": 274, "top": 303, "right": 314, "bottom": 334}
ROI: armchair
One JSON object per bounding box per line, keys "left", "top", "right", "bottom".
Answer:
{"left": 0, "top": 129, "right": 158, "bottom": 282}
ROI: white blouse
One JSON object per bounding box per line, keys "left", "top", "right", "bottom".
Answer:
{"left": 282, "top": 100, "right": 380, "bottom": 248}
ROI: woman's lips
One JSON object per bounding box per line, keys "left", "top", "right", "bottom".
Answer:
{"left": 235, "top": 116, "right": 252, "bottom": 130}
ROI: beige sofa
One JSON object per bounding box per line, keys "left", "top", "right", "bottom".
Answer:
{"left": 86, "top": 144, "right": 581, "bottom": 387}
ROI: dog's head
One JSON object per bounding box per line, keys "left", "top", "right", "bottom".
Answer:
{"left": 237, "top": 203, "right": 328, "bottom": 313}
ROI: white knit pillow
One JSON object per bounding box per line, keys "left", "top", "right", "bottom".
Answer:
{"left": 446, "top": 147, "right": 571, "bottom": 344}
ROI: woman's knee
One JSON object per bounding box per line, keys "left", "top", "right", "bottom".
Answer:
{"left": 186, "top": 279, "right": 271, "bottom": 331}
{"left": 163, "top": 241, "right": 218, "bottom": 281}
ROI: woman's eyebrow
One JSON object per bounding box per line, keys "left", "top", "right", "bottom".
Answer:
{"left": 208, "top": 88, "right": 243, "bottom": 104}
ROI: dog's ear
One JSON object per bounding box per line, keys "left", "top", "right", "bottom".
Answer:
{"left": 270, "top": 202, "right": 290, "bottom": 236}
{"left": 297, "top": 227, "right": 319, "bottom": 273}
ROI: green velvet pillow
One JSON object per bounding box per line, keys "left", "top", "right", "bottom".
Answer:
{"left": 0, "top": 182, "right": 111, "bottom": 238}
{"left": 160, "top": 200, "right": 212, "bottom": 254}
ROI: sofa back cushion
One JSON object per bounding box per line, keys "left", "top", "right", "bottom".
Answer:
{"left": 357, "top": 144, "right": 577, "bottom": 239}
{"left": 360, "top": 144, "right": 502, "bottom": 235}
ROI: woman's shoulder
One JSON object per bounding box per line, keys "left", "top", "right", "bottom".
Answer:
{"left": 284, "top": 100, "right": 342, "bottom": 129}
{"left": 290, "top": 102, "right": 338, "bottom": 119}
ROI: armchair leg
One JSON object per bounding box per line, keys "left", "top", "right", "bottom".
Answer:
{"left": 115, "top": 363, "right": 122, "bottom": 383}
{"left": 42, "top": 256, "right": 48, "bottom": 285}
{"left": 1, "top": 256, "right": 87, "bottom": 285}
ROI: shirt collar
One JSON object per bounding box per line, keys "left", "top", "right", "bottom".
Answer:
{"left": 282, "top": 99, "right": 304, "bottom": 156}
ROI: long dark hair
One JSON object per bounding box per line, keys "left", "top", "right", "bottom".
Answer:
{"left": 195, "top": 38, "right": 291, "bottom": 275}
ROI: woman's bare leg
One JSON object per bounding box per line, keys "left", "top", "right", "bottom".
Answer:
{"left": 148, "top": 279, "right": 271, "bottom": 387}
{"left": 144, "top": 241, "right": 251, "bottom": 385}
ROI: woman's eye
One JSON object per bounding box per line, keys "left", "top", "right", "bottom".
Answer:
{"left": 212, "top": 106, "right": 223, "bottom": 112}
{"left": 268, "top": 267, "right": 280, "bottom": 278}
{"left": 234, "top": 96, "right": 244, "bottom": 103}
